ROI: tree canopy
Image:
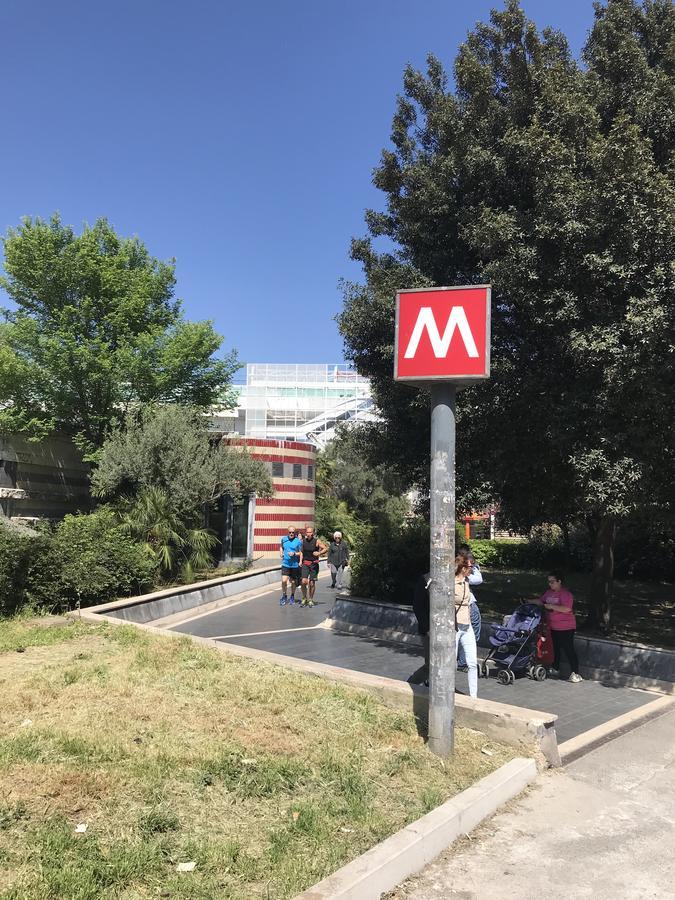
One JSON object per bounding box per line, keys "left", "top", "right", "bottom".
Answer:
{"left": 91, "top": 404, "right": 273, "bottom": 523}
{"left": 0, "top": 215, "right": 237, "bottom": 455}
{"left": 338, "top": 0, "right": 675, "bottom": 629}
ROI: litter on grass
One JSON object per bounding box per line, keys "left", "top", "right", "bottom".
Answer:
{"left": 176, "top": 862, "right": 197, "bottom": 873}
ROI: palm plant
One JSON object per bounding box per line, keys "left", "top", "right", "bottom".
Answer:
{"left": 116, "top": 486, "right": 217, "bottom": 582}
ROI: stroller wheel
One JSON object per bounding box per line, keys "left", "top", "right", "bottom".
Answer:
{"left": 508, "top": 669, "right": 516, "bottom": 684}
{"left": 480, "top": 662, "right": 490, "bottom": 679}
{"left": 533, "top": 664, "right": 547, "bottom": 682}
{"left": 497, "top": 669, "right": 511, "bottom": 685}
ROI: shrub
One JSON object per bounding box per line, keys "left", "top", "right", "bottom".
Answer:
{"left": 315, "top": 498, "right": 368, "bottom": 551}
{"left": 528, "top": 523, "right": 564, "bottom": 551}
{"left": 467, "top": 538, "right": 565, "bottom": 570}
{"left": 0, "top": 523, "right": 46, "bottom": 615}
{"left": 114, "top": 487, "right": 217, "bottom": 583}
{"left": 25, "top": 511, "right": 156, "bottom": 611}
{"left": 612, "top": 519, "right": 675, "bottom": 580}
{"left": 350, "top": 517, "right": 429, "bottom": 604}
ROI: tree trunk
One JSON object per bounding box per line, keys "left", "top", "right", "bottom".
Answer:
{"left": 588, "top": 515, "right": 617, "bottom": 634}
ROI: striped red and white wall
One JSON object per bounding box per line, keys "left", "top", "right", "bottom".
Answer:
{"left": 223, "top": 437, "right": 317, "bottom": 559}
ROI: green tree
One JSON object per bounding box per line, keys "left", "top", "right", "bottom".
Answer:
{"left": 316, "top": 427, "right": 409, "bottom": 525}
{"left": 314, "top": 429, "right": 427, "bottom": 601}
{"left": 91, "top": 404, "right": 273, "bottom": 521}
{"left": 338, "top": 0, "right": 675, "bottom": 631}
{"left": 0, "top": 215, "right": 237, "bottom": 455}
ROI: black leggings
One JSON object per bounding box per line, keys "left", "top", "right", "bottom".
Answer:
{"left": 552, "top": 629, "right": 579, "bottom": 675}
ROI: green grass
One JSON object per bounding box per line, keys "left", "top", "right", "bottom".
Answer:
{"left": 477, "top": 569, "right": 675, "bottom": 649}
{"left": 0, "top": 620, "right": 516, "bottom": 898}
{"left": 0, "top": 616, "right": 91, "bottom": 653}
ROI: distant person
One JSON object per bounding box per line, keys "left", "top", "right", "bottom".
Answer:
{"left": 279, "top": 526, "right": 302, "bottom": 606}
{"left": 458, "top": 543, "right": 483, "bottom": 586}
{"left": 410, "top": 556, "right": 479, "bottom": 698}
{"left": 327, "top": 531, "right": 350, "bottom": 589}
{"left": 533, "top": 572, "right": 582, "bottom": 682}
{"left": 300, "top": 525, "right": 327, "bottom": 607}
{"left": 457, "top": 544, "right": 482, "bottom": 667}
{"left": 454, "top": 553, "right": 479, "bottom": 698}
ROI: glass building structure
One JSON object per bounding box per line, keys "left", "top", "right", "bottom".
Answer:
{"left": 210, "top": 363, "right": 374, "bottom": 447}
{"left": 208, "top": 364, "right": 375, "bottom": 560}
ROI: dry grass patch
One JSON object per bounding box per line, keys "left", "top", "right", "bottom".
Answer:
{"left": 0, "top": 618, "right": 517, "bottom": 898}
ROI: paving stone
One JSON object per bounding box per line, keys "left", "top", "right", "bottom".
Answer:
{"left": 171, "top": 577, "right": 655, "bottom": 743}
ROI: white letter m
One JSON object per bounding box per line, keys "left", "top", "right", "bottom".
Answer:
{"left": 404, "top": 306, "right": 479, "bottom": 359}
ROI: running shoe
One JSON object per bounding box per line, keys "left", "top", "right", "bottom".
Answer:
{"left": 308, "top": 600, "right": 315, "bottom": 608}
{"left": 548, "top": 668, "right": 560, "bottom": 677}
{"left": 279, "top": 596, "right": 287, "bottom": 606}
{"left": 288, "top": 596, "right": 295, "bottom": 605}
{"left": 568, "top": 673, "right": 583, "bottom": 683}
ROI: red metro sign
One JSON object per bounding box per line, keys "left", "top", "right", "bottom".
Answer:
{"left": 394, "top": 285, "right": 491, "bottom": 384}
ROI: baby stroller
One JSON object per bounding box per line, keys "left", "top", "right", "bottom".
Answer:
{"left": 480, "top": 602, "right": 550, "bottom": 685}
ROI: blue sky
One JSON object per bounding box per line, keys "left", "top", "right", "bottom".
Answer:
{"left": 0, "top": 0, "right": 594, "bottom": 370}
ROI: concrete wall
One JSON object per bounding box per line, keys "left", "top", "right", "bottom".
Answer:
{"left": 92, "top": 566, "right": 281, "bottom": 625}
{"left": 0, "top": 433, "right": 90, "bottom": 521}
{"left": 222, "top": 437, "right": 317, "bottom": 561}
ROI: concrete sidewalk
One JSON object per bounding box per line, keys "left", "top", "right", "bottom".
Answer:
{"left": 171, "top": 577, "right": 658, "bottom": 743}
{"left": 388, "top": 707, "right": 675, "bottom": 900}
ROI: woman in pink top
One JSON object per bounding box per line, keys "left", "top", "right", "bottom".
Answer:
{"left": 535, "top": 572, "right": 583, "bottom": 683}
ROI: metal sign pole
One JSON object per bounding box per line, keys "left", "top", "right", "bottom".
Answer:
{"left": 428, "top": 383, "right": 457, "bottom": 757}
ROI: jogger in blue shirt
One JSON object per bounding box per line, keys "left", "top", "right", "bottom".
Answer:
{"left": 279, "top": 527, "right": 302, "bottom": 605}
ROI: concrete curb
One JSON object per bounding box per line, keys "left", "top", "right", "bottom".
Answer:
{"left": 558, "top": 694, "right": 675, "bottom": 764}
{"left": 294, "top": 757, "right": 537, "bottom": 900}
{"left": 70, "top": 607, "right": 560, "bottom": 767}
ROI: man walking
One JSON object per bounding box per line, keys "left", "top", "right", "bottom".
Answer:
{"left": 300, "top": 525, "right": 327, "bottom": 607}
{"left": 279, "top": 526, "right": 302, "bottom": 606}
{"left": 327, "top": 531, "right": 349, "bottom": 589}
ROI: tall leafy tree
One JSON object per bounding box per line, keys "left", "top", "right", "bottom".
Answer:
{"left": 0, "top": 215, "right": 237, "bottom": 455}
{"left": 339, "top": 0, "right": 675, "bottom": 631}
{"left": 91, "top": 404, "right": 273, "bottom": 522}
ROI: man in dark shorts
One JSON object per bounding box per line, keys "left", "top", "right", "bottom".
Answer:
{"left": 279, "top": 526, "right": 302, "bottom": 606}
{"left": 299, "top": 524, "right": 327, "bottom": 607}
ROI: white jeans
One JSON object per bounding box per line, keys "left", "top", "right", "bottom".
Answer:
{"left": 456, "top": 625, "right": 478, "bottom": 698}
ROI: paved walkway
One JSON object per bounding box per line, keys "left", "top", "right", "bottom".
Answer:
{"left": 171, "top": 576, "right": 656, "bottom": 743}
{"left": 387, "top": 706, "right": 675, "bottom": 900}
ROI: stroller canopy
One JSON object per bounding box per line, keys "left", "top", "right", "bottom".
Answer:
{"left": 490, "top": 602, "right": 542, "bottom": 647}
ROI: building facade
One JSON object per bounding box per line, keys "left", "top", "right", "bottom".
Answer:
{"left": 210, "top": 364, "right": 374, "bottom": 562}
{"left": 217, "top": 437, "right": 317, "bottom": 562}
{"left": 0, "top": 434, "right": 90, "bottom": 524}
{"left": 210, "top": 363, "right": 374, "bottom": 448}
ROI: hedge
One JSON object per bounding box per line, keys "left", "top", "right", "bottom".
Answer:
{"left": 0, "top": 511, "right": 156, "bottom": 615}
